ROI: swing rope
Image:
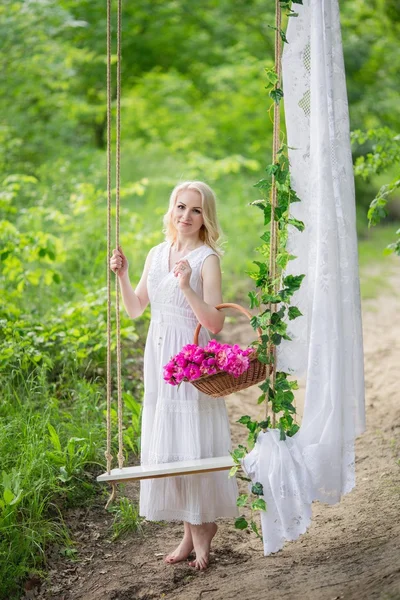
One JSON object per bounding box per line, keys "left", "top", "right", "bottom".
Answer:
{"left": 105, "top": 0, "right": 124, "bottom": 507}
{"left": 267, "top": 0, "right": 282, "bottom": 427}
{"left": 102, "top": 0, "right": 282, "bottom": 499}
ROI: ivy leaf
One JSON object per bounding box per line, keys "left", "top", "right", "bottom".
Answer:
{"left": 257, "top": 353, "right": 270, "bottom": 364}
{"left": 259, "top": 381, "right": 269, "bottom": 393}
{"left": 250, "top": 198, "right": 266, "bottom": 210}
{"left": 235, "top": 516, "right": 249, "bottom": 530}
{"left": 248, "top": 291, "right": 260, "bottom": 309}
{"left": 251, "top": 482, "right": 264, "bottom": 496}
{"left": 289, "top": 187, "right": 302, "bottom": 203}
{"left": 283, "top": 274, "right": 305, "bottom": 292}
{"left": 292, "top": 0, "right": 303, "bottom": 4}
{"left": 266, "top": 163, "right": 279, "bottom": 176}
{"left": 271, "top": 333, "right": 282, "bottom": 345}
{"left": 237, "top": 415, "right": 252, "bottom": 426}
{"left": 288, "top": 306, "right": 303, "bottom": 320}
{"left": 250, "top": 315, "right": 261, "bottom": 330}
{"left": 231, "top": 446, "right": 247, "bottom": 462}
{"left": 251, "top": 498, "right": 267, "bottom": 511}
{"left": 287, "top": 423, "right": 300, "bottom": 437}
{"left": 258, "top": 418, "right": 271, "bottom": 430}
{"left": 264, "top": 204, "right": 272, "bottom": 225}
{"left": 236, "top": 494, "right": 248, "bottom": 507}
{"left": 269, "top": 88, "right": 284, "bottom": 104}
{"left": 229, "top": 465, "right": 239, "bottom": 477}
{"left": 265, "top": 68, "right": 278, "bottom": 85}
{"left": 260, "top": 230, "right": 271, "bottom": 244}
{"left": 254, "top": 179, "right": 271, "bottom": 190}
{"left": 279, "top": 29, "right": 288, "bottom": 44}
{"left": 288, "top": 217, "right": 305, "bottom": 232}
{"left": 250, "top": 519, "right": 262, "bottom": 539}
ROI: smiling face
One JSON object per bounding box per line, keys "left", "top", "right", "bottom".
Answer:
{"left": 171, "top": 189, "right": 204, "bottom": 237}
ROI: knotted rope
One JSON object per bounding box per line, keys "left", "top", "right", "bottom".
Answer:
{"left": 105, "top": 0, "right": 123, "bottom": 509}
{"left": 267, "top": 0, "right": 282, "bottom": 427}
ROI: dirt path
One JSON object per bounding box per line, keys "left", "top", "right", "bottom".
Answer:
{"left": 29, "top": 266, "right": 400, "bottom": 600}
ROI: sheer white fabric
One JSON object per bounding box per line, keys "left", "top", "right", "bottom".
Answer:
{"left": 243, "top": 0, "right": 366, "bottom": 555}
{"left": 140, "top": 241, "right": 239, "bottom": 524}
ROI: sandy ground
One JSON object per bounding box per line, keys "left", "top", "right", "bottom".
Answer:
{"left": 23, "top": 265, "right": 400, "bottom": 600}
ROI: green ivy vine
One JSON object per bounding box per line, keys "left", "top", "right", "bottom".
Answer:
{"left": 230, "top": 0, "right": 305, "bottom": 539}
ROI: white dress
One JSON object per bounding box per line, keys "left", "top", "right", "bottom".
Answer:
{"left": 139, "top": 240, "right": 239, "bottom": 524}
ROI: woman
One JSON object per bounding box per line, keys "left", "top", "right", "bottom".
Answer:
{"left": 110, "top": 181, "right": 238, "bottom": 570}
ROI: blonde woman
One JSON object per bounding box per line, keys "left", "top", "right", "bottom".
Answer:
{"left": 110, "top": 181, "right": 238, "bottom": 570}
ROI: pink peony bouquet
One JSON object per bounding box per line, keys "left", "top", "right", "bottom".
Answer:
{"left": 163, "top": 339, "right": 254, "bottom": 386}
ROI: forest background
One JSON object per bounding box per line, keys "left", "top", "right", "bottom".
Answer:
{"left": 0, "top": 1, "right": 399, "bottom": 598}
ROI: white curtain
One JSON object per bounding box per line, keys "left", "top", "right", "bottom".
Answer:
{"left": 243, "top": 0, "right": 366, "bottom": 555}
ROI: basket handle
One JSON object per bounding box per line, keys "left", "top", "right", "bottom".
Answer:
{"left": 193, "top": 302, "right": 263, "bottom": 345}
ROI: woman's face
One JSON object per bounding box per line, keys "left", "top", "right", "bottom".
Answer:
{"left": 171, "top": 189, "right": 204, "bottom": 237}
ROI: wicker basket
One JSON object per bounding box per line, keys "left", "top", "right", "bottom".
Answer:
{"left": 190, "top": 303, "right": 270, "bottom": 398}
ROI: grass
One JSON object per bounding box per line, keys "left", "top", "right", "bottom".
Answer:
{"left": 358, "top": 222, "right": 399, "bottom": 301}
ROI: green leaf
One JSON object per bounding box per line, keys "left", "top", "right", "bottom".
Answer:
{"left": 269, "top": 88, "right": 284, "bottom": 104}
{"left": 271, "top": 333, "right": 282, "bottom": 345}
{"left": 229, "top": 465, "right": 239, "bottom": 477}
{"left": 57, "top": 466, "right": 71, "bottom": 483}
{"left": 287, "top": 423, "right": 300, "bottom": 437}
{"left": 251, "top": 482, "right": 264, "bottom": 496}
{"left": 257, "top": 393, "right": 266, "bottom": 405}
{"left": 250, "top": 519, "right": 262, "bottom": 539}
{"left": 283, "top": 274, "right": 305, "bottom": 292}
{"left": 265, "top": 68, "right": 278, "bottom": 85}
{"left": 236, "top": 494, "right": 248, "bottom": 507}
{"left": 234, "top": 516, "right": 249, "bottom": 530}
{"left": 47, "top": 423, "right": 62, "bottom": 452}
{"left": 288, "top": 306, "right": 303, "bottom": 320}
{"left": 3, "top": 488, "right": 14, "bottom": 505}
{"left": 251, "top": 498, "right": 267, "bottom": 511}
{"left": 260, "top": 230, "right": 271, "bottom": 243}
{"left": 254, "top": 179, "right": 271, "bottom": 190}
{"left": 288, "top": 217, "right": 305, "bottom": 232}
{"left": 237, "top": 415, "right": 252, "bottom": 425}
{"left": 279, "top": 29, "right": 288, "bottom": 44}
{"left": 258, "top": 418, "right": 271, "bottom": 430}
{"left": 264, "top": 204, "right": 272, "bottom": 226}
{"left": 266, "top": 163, "right": 279, "bottom": 176}
{"left": 248, "top": 291, "right": 260, "bottom": 309}
{"left": 250, "top": 199, "right": 266, "bottom": 210}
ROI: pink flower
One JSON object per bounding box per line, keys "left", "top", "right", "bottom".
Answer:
{"left": 225, "top": 353, "right": 250, "bottom": 377}
{"left": 216, "top": 349, "right": 229, "bottom": 369}
{"left": 181, "top": 344, "right": 198, "bottom": 360}
{"left": 204, "top": 339, "right": 222, "bottom": 353}
{"left": 176, "top": 353, "right": 188, "bottom": 368}
{"left": 192, "top": 348, "right": 206, "bottom": 365}
{"left": 184, "top": 363, "right": 202, "bottom": 381}
{"left": 163, "top": 341, "right": 253, "bottom": 386}
{"left": 174, "top": 366, "right": 186, "bottom": 384}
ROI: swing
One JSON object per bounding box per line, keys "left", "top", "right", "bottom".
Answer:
{"left": 96, "top": 0, "right": 283, "bottom": 509}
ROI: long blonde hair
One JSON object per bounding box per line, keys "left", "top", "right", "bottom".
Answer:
{"left": 162, "top": 181, "right": 224, "bottom": 256}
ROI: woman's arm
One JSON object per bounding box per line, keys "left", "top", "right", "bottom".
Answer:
{"left": 111, "top": 246, "right": 154, "bottom": 319}
{"left": 176, "top": 254, "right": 225, "bottom": 335}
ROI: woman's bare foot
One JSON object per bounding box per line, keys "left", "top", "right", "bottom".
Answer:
{"left": 164, "top": 522, "right": 194, "bottom": 564}
{"left": 188, "top": 522, "right": 218, "bottom": 570}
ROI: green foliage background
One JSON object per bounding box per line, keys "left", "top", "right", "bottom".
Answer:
{"left": 0, "top": 1, "right": 399, "bottom": 597}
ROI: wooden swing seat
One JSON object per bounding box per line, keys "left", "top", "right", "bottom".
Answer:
{"left": 96, "top": 455, "right": 234, "bottom": 483}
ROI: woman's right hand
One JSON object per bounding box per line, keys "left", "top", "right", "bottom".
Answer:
{"left": 110, "top": 246, "right": 129, "bottom": 278}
